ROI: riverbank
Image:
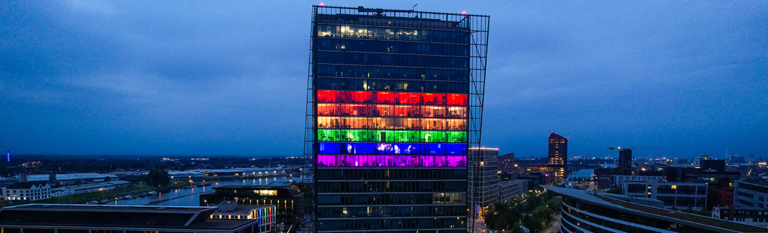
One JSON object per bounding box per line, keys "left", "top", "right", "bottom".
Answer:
{"left": 0, "top": 175, "right": 293, "bottom": 207}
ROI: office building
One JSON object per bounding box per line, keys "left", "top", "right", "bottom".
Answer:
{"left": 735, "top": 181, "right": 768, "bottom": 208}
{"left": 498, "top": 153, "right": 515, "bottom": 172}
{"left": 498, "top": 179, "right": 527, "bottom": 203}
{"left": 712, "top": 206, "right": 768, "bottom": 228}
{"left": 622, "top": 180, "right": 708, "bottom": 210}
{"left": 200, "top": 184, "right": 304, "bottom": 232}
{"left": 307, "top": 5, "right": 490, "bottom": 232}
{"left": 0, "top": 204, "right": 275, "bottom": 233}
{"left": 547, "top": 132, "right": 567, "bottom": 180}
{"left": 546, "top": 186, "right": 767, "bottom": 233}
{"left": 469, "top": 148, "right": 499, "bottom": 214}
{"left": 618, "top": 148, "right": 632, "bottom": 175}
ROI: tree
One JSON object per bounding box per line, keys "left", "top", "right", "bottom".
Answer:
{"left": 104, "top": 176, "right": 111, "bottom": 182}
{"left": 147, "top": 169, "right": 170, "bottom": 187}
{"left": 606, "top": 187, "right": 622, "bottom": 194}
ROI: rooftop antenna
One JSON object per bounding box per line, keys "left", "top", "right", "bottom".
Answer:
{"left": 412, "top": 4, "right": 418, "bottom": 11}
{"left": 726, "top": 139, "right": 729, "bottom": 158}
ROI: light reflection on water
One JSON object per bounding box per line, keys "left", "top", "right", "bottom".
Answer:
{"left": 107, "top": 177, "right": 295, "bottom": 206}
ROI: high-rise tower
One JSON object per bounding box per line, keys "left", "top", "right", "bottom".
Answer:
{"left": 304, "top": 5, "right": 490, "bottom": 232}
{"left": 618, "top": 148, "right": 632, "bottom": 175}
{"left": 547, "top": 132, "right": 567, "bottom": 180}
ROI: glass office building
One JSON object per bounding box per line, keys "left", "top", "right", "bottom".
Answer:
{"left": 303, "top": 5, "right": 489, "bottom": 232}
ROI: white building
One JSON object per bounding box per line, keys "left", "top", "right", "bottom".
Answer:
{"left": 734, "top": 181, "right": 768, "bottom": 209}
{"left": 5, "top": 183, "right": 51, "bottom": 201}
{"left": 51, "top": 187, "right": 68, "bottom": 197}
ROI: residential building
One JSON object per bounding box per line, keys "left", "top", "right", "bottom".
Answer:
{"left": 469, "top": 148, "right": 499, "bottom": 215}
{"left": 200, "top": 184, "right": 303, "bottom": 232}
{"left": 547, "top": 132, "right": 567, "bottom": 180}
{"left": 0, "top": 204, "right": 275, "bottom": 233}
{"left": 4, "top": 182, "right": 50, "bottom": 201}
{"left": 735, "top": 181, "right": 768, "bottom": 208}
{"left": 622, "top": 180, "right": 708, "bottom": 210}
{"left": 712, "top": 206, "right": 768, "bottom": 228}
{"left": 546, "top": 186, "right": 766, "bottom": 233}
{"left": 610, "top": 175, "right": 664, "bottom": 188}
{"left": 498, "top": 153, "right": 516, "bottom": 173}
{"left": 498, "top": 179, "right": 527, "bottom": 204}
{"left": 308, "top": 5, "right": 490, "bottom": 232}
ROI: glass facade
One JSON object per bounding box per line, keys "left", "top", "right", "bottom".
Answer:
{"left": 306, "top": 5, "right": 489, "bottom": 233}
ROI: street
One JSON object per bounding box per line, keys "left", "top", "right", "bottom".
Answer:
{"left": 542, "top": 213, "right": 561, "bottom": 233}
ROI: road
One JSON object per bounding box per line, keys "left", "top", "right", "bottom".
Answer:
{"left": 542, "top": 213, "right": 561, "bottom": 233}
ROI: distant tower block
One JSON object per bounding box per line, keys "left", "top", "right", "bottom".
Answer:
{"left": 6, "top": 150, "right": 9, "bottom": 162}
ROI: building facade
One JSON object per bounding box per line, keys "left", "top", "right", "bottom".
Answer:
{"left": 307, "top": 5, "right": 490, "bottom": 232}
{"left": 547, "top": 186, "right": 767, "bottom": 233}
{"left": 712, "top": 206, "right": 768, "bottom": 228}
{"left": 498, "top": 179, "right": 527, "bottom": 204}
{"left": 4, "top": 183, "right": 50, "bottom": 201}
{"left": 622, "top": 180, "right": 708, "bottom": 210}
{"left": 610, "top": 175, "right": 665, "bottom": 188}
{"left": 469, "top": 148, "right": 499, "bottom": 214}
{"left": 735, "top": 181, "right": 768, "bottom": 208}
{"left": 547, "top": 132, "right": 567, "bottom": 180}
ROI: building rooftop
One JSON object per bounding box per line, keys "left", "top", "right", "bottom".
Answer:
{"left": 544, "top": 186, "right": 767, "bottom": 233}
{"left": 6, "top": 182, "right": 49, "bottom": 189}
{"left": 0, "top": 204, "right": 257, "bottom": 231}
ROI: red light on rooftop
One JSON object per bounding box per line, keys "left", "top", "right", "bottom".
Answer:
{"left": 320, "top": 3, "right": 324, "bottom": 6}
{"left": 462, "top": 11, "right": 466, "bottom": 15}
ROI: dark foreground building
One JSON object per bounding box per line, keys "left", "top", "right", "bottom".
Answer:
{"left": 0, "top": 204, "right": 275, "bottom": 233}
{"left": 545, "top": 186, "right": 767, "bottom": 233}
{"left": 304, "top": 5, "right": 490, "bottom": 232}
{"left": 200, "top": 184, "right": 303, "bottom": 232}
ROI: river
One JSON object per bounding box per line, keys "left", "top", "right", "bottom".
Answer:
{"left": 106, "top": 176, "right": 298, "bottom": 206}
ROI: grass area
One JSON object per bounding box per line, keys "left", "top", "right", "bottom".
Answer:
{"left": 35, "top": 185, "right": 154, "bottom": 204}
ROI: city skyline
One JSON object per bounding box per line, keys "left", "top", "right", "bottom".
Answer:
{"left": 2, "top": 1, "right": 767, "bottom": 159}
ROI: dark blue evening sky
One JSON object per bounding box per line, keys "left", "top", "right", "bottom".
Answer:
{"left": 2, "top": 1, "right": 766, "bottom": 159}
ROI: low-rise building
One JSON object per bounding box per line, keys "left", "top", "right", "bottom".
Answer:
{"left": 610, "top": 175, "right": 665, "bottom": 188}
{"left": 734, "top": 181, "right": 768, "bottom": 208}
{"left": 622, "top": 180, "right": 708, "bottom": 210}
{"left": 4, "top": 182, "right": 50, "bottom": 201}
{"left": 64, "top": 180, "right": 131, "bottom": 195}
{"left": 0, "top": 204, "right": 274, "bottom": 232}
{"left": 712, "top": 206, "right": 768, "bottom": 228}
